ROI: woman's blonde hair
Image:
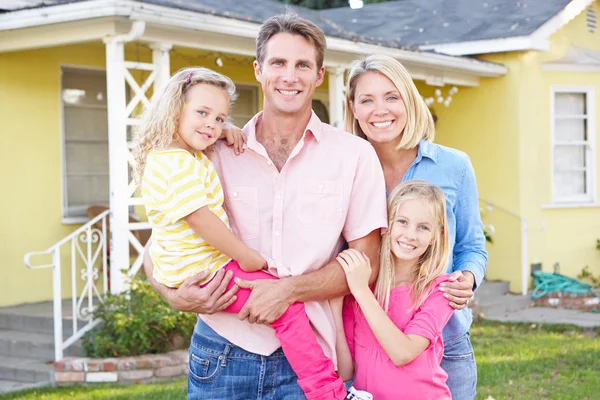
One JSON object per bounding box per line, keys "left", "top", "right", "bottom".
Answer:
{"left": 344, "top": 54, "right": 435, "bottom": 150}
{"left": 375, "top": 180, "right": 450, "bottom": 312}
{"left": 131, "top": 67, "right": 237, "bottom": 185}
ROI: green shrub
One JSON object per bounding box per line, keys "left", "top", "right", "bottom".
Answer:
{"left": 82, "top": 275, "right": 197, "bottom": 358}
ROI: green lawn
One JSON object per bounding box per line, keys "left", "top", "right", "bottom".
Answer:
{"left": 5, "top": 320, "right": 600, "bottom": 400}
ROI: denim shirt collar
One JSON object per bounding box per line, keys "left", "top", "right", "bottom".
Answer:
{"left": 416, "top": 139, "right": 438, "bottom": 164}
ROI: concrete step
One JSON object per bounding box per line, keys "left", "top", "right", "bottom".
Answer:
{"left": 0, "top": 329, "right": 83, "bottom": 360}
{"left": 0, "top": 379, "right": 51, "bottom": 395}
{"left": 0, "top": 301, "right": 84, "bottom": 336}
{"left": 0, "top": 355, "right": 52, "bottom": 383}
{"left": 479, "top": 294, "right": 535, "bottom": 316}
{"left": 476, "top": 280, "right": 510, "bottom": 300}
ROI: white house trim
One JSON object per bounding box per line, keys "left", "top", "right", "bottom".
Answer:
{"left": 420, "top": 0, "right": 596, "bottom": 56}
{"left": 541, "top": 45, "right": 600, "bottom": 72}
{"left": 549, "top": 85, "right": 596, "bottom": 205}
{"left": 327, "top": 67, "right": 345, "bottom": 129}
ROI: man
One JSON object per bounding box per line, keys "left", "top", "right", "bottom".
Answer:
{"left": 144, "top": 11, "right": 387, "bottom": 399}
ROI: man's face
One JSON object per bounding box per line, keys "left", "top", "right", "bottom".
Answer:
{"left": 254, "top": 32, "right": 325, "bottom": 116}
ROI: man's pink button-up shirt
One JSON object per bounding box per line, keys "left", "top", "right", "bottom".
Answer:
{"left": 202, "top": 111, "right": 387, "bottom": 362}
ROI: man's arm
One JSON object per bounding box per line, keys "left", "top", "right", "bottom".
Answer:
{"left": 143, "top": 240, "right": 239, "bottom": 314}
{"left": 235, "top": 229, "right": 381, "bottom": 324}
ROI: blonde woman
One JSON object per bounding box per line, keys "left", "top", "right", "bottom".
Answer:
{"left": 133, "top": 66, "right": 353, "bottom": 400}
{"left": 334, "top": 181, "right": 454, "bottom": 399}
{"left": 344, "top": 55, "right": 487, "bottom": 399}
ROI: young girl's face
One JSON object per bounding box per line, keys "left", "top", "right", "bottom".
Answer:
{"left": 389, "top": 199, "right": 436, "bottom": 265}
{"left": 176, "top": 83, "right": 229, "bottom": 152}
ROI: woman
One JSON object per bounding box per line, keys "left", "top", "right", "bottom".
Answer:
{"left": 344, "top": 54, "right": 487, "bottom": 400}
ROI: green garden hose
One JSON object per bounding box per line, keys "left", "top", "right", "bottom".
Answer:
{"left": 531, "top": 270, "right": 600, "bottom": 300}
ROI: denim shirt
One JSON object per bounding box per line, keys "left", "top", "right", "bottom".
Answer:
{"left": 400, "top": 140, "right": 488, "bottom": 342}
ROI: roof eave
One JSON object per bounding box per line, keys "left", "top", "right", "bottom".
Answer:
{"left": 419, "top": 0, "right": 595, "bottom": 56}
{"left": 0, "top": 0, "right": 507, "bottom": 81}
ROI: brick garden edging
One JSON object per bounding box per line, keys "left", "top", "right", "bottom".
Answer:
{"left": 53, "top": 350, "right": 188, "bottom": 385}
{"left": 533, "top": 289, "right": 600, "bottom": 312}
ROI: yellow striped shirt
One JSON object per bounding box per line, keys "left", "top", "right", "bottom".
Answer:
{"left": 142, "top": 149, "right": 231, "bottom": 287}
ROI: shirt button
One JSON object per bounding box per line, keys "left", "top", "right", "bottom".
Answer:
{"left": 267, "top": 160, "right": 272, "bottom": 166}
{"left": 232, "top": 192, "right": 238, "bottom": 197}
{"left": 274, "top": 231, "right": 280, "bottom": 237}
{"left": 318, "top": 184, "right": 323, "bottom": 190}
{"left": 276, "top": 194, "right": 282, "bottom": 200}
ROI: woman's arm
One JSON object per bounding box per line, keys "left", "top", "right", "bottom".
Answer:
{"left": 330, "top": 297, "right": 354, "bottom": 381}
{"left": 185, "top": 206, "right": 266, "bottom": 272}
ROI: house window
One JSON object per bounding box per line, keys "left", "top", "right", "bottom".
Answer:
{"left": 551, "top": 87, "right": 596, "bottom": 203}
{"left": 61, "top": 67, "right": 109, "bottom": 220}
{"left": 229, "top": 85, "right": 259, "bottom": 127}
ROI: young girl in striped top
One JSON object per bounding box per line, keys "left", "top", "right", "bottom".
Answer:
{"left": 333, "top": 180, "right": 455, "bottom": 399}
{"left": 133, "top": 67, "right": 354, "bottom": 400}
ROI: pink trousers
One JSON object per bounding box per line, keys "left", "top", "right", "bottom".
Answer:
{"left": 204, "top": 260, "right": 346, "bottom": 400}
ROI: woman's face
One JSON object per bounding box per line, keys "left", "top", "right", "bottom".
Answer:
{"left": 351, "top": 71, "right": 407, "bottom": 145}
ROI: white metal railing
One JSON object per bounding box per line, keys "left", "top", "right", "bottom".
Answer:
{"left": 24, "top": 210, "right": 109, "bottom": 361}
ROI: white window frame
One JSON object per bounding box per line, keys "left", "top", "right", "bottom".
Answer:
{"left": 60, "top": 65, "right": 109, "bottom": 224}
{"left": 549, "top": 85, "right": 596, "bottom": 206}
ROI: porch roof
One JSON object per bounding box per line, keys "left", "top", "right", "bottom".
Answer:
{"left": 0, "top": 0, "right": 508, "bottom": 86}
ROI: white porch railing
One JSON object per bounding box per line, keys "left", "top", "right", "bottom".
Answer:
{"left": 24, "top": 210, "right": 109, "bottom": 361}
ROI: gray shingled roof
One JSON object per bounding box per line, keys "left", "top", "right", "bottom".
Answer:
{"left": 2, "top": 0, "right": 575, "bottom": 49}
{"left": 320, "top": 0, "right": 574, "bottom": 47}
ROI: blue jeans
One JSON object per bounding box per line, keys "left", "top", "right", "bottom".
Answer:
{"left": 187, "top": 322, "right": 305, "bottom": 399}
{"left": 441, "top": 332, "right": 477, "bottom": 400}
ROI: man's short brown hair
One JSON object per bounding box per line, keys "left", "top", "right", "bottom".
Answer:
{"left": 256, "top": 11, "right": 327, "bottom": 69}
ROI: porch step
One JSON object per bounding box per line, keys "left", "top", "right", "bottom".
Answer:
{"left": 476, "top": 280, "right": 510, "bottom": 301}
{"left": 0, "top": 379, "right": 51, "bottom": 395}
{"left": 0, "top": 329, "right": 83, "bottom": 360}
{"left": 0, "top": 355, "right": 53, "bottom": 383}
{"left": 0, "top": 301, "right": 84, "bottom": 336}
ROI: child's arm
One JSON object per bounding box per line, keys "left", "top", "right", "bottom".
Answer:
{"left": 185, "top": 206, "right": 266, "bottom": 272}
{"left": 337, "top": 249, "right": 450, "bottom": 367}
{"left": 330, "top": 297, "right": 354, "bottom": 381}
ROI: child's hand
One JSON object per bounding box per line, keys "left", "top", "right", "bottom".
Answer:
{"left": 238, "top": 248, "right": 267, "bottom": 272}
{"left": 336, "top": 249, "right": 371, "bottom": 296}
{"left": 221, "top": 123, "right": 247, "bottom": 156}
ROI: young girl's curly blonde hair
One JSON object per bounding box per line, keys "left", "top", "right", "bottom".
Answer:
{"left": 375, "top": 180, "right": 450, "bottom": 312}
{"left": 131, "top": 67, "right": 237, "bottom": 186}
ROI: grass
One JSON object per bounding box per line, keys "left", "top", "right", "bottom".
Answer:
{"left": 4, "top": 320, "right": 600, "bottom": 400}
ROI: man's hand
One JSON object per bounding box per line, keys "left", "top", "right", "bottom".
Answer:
{"left": 166, "top": 269, "right": 239, "bottom": 314}
{"left": 439, "top": 271, "right": 475, "bottom": 310}
{"left": 221, "top": 123, "right": 246, "bottom": 156}
{"left": 235, "top": 278, "right": 292, "bottom": 324}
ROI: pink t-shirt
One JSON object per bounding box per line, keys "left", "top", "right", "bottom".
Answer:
{"left": 343, "top": 275, "right": 454, "bottom": 400}
{"left": 200, "top": 111, "right": 388, "bottom": 362}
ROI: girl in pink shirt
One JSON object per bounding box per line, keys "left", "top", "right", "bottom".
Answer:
{"left": 333, "top": 180, "right": 454, "bottom": 400}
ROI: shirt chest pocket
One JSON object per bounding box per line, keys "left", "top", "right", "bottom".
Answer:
{"left": 226, "top": 186, "right": 259, "bottom": 239}
{"left": 296, "top": 180, "right": 343, "bottom": 225}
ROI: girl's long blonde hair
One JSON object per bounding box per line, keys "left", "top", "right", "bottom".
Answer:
{"left": 344, "top": 54, "right": 435, "bottom": 149}
{"left": 375, "top": 180, "right": 450, "bottom": 312}
{"left": 131, "top": 67, "right": 237, "bottom": 186}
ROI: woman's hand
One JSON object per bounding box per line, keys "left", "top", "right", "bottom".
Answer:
{"left": 221, "top": 123, "right": 247, "bottom": 156}
{"left": 439, "top": 271, "right": 475, "bottom": 310}
{"left": 336, "top": 249, "right": 372, "bottom": 296}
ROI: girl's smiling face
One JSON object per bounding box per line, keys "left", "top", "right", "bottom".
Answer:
{"left": 175, "top": 83, "right": 229, "bottom": 153}
{"left": 351, "top": 70, "right": 408, "bottom": 145}
{"left": 389, "top": 199, "right": 436, "bottom": 266}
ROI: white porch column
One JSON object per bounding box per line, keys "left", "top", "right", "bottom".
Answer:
{"left": 104, "top": 37, "right": 130, "bottom": 294}
{"left": 328, "top": 67, "right": 345, "bottom": 129}
{"left": 150, "top": 43, "right": 172, "bottom": 96}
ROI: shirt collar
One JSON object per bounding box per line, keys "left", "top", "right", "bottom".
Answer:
{"left": 243, "top": 110, "right": 323, "bottom": 149}
{"left": 416, "top": 139, "right": 438, "bottom": 163}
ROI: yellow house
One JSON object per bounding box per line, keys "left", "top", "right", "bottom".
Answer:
{"left": 0, "top": 0, "right": 597, "bottom": 370}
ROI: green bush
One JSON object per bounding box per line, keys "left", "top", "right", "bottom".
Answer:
{"left": 82, "top": 275, "right": 197, "bottom": 358}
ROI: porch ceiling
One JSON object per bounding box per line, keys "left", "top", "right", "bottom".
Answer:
{"left": 0, "top": 0, "right": 508, "bottom": 87}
